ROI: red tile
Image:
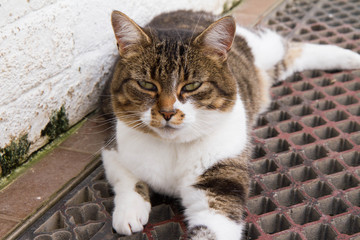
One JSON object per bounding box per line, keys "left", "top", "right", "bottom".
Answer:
{"left": 0, "top": 218, "right": 18, "bottom": 238}
{"left": 0, "top": 148, "right": 93, "bottom": 219}
{"left": 60, "top": 114, "right": 114, "bottom": 155}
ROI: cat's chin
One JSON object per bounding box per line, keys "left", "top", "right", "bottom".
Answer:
{"left": 151, "top": 126, "right": 199, "bottom": 143}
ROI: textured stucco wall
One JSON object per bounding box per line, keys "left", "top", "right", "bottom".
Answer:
{"left": 0, "top": 0, "right": 228, "bottom": 155}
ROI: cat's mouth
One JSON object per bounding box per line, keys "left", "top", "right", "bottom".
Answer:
{"left": 160, "top": 124, "right": 180, "bottom": 132}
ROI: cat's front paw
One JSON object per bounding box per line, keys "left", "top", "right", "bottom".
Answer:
{"left": 112, "top": 192, "right": 151, "bottom": 235}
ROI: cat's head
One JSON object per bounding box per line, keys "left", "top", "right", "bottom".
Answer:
{"left": 110, "top": 11, "right": 237, "bottom": 142}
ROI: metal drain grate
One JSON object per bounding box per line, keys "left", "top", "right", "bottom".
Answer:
{"left": 17, "top": 0, "right": 360, "bottom": 239}
{"left": 246, "top": 0, "right": 360, "bottom": 239}
{"left": 18, "top": 166, "right": 187, "bottom": 240}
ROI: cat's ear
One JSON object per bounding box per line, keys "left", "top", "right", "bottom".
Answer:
{"left": 193, "top": 16, "right": 236, "bottom": 60}
{"left": 111, "top": 11, "right": 151, "bottom": 56}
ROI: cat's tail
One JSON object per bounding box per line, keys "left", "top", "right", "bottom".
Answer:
{"left": 236, "top": 27, "right": 360, "bottom": 82}
{"left": 272, "top": 41, "right": 360, "bottom": 81}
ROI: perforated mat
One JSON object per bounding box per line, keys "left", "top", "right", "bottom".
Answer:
{"left": 18, "top": 0, "right": 360, "bottom": 239}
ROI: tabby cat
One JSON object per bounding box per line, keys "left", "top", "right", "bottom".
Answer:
{"left": 101, "top": 10, "right": 360, "bottom": 239}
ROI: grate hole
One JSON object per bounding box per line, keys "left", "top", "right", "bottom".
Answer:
{"left": 275, "top": 188, "right": 305, "bottom": 207}
{"left": 314, "top": 100, "right": 337, "bottom": 111}
{"left": 243, "top": 223, "right": 261, "bottom": 240}
{"left": 247, "top": 196, "right": 277, "bottom": 215}
{"left": 330, "top": 173, "right": 360, "bottom": 190}
{"left": 303, "top": 90, "right": 326, "bottom": 100}
{"left": 249, "top": 180, "right": 264, "bottom": 197}
{"left": 252, "top": 159, "right": 278, "bottom": 174}
{"left": 278, "top": 152, "right": 304, "bottom": 167}
{"left": 345, "top": 18, "right": 358, "bottom": 24}
{"left": 256, "top": 116, "right": 269, "bottom": 127}
{"left": 270, "top": 102, "right": 281, "bottom": 111}
{"left": 35, "top": 211, "right": 67, "bottom": 234}
{"left": 325, "top": 110, "right": 349, "bottom": 122}
{"left": 351, "top": 133, "right": 360, "bottom": 145}
{"left": 260, "top": 214, "right": 291, "bottom": 234}
{"left": 352, "top": 10, "right": 360, "bottom": 16}
{"left": 335, "top": 73, "right": 354, "bottom": 82}
{"left": 333, "top": 215, "right": 360, "bottom": 235}
{"left": 279, "top": 96, "right": 303, "bottom": 106}
{"left": 314, "top": 127, "right": 340, "bottom": 139}
{"left": 252, "top": 145, "right": 266, "bottom": 159}
{"left": 335, "top": 12, "right": 348, "bottom": 18}
{"left": 350, "top": 33, "right": 360, "bottom": 40}
{"left": 289, "top": 205, "right": 321, "bottom": 225}
{"left": 304, "top": 145, "right": 329, "bottom": 160}
{"left": 93, "top": 182, "right": 114, "bottom": 198}
{"left": 279, "top": 121, "right": 303, "bottom": 133}
{"left": 337, "top": 121, "right": 360, "bottom": 133}
{"left": 328, "top": 21, "right": 342, "bottom": 27}
{"left": 290, "top": 166, "right": 318, "bottom": 182}
{"left": 300, "top": 28, "right": 310, "bottom": 35}
{"left": 313, "top": 78, "right": 336, "bottom": 86}
{"left": 65, "top": 187, "right": 95, "bottom": 206}
{"left": 324, "top": 86, "right": 346, "bottom": 96}
{"left": 304, "top": 181, "right": 333, "bottom": 198}
{"left": 316, "top": 158, "right": 344, "bottom": 175}
{"left": 271, "top": 86, "right": 293, "bottom": 97}
{"left": 266, "top": 110, "right": 292, "bottom": 122}
{"left": 335, "top": 95, "right": 358, "bottom": 106}
{"left": 291, "top": 133, "right": 316, "bottom": 145}
{"left": 337, "top": 27, "right": 352, "bottom": 34}
{"left": 343, "top": 151, "right": 360, "bottom": 167}
{"left": 66, "top": 204, "right": 106, "bottom": 224}
{"left": 152, "top": 222, "right": 184, "bottom": 240}
{"left": 74, "top": 222, "right": 105, "bottom": 240}
{"left": 273, "top": 232, "right": 302, "bottom": 240}
{"left": 311, "top": 24, "right": 326, "bottom": 31}
{"left": 34, "top": 232, "right": 72, "bottom": 240}
{"left": 304, "top": 223, "right": 337, "bottom": 240}
{"left": 345, "top": 43, "right": 356, "bottom": 50}
{"left": 318, "top": 197, "right": 348, "bottom": 216}
{"left": 347, "top": 105, "right": 360, "bottom": 116}
{"left": 291, "top": 105, "right": 314, "bottom": 116}
{"left": 101, "top": 199, "right": 114, "bottom": 215}
{"left": 266, "top": 139, "right": 290, "bottom": 153}
{"left": 346, "top": 189, "right": 360, "bottom": 207}
{"left": 293, "top": 82, "right": 314, "bottom": 91}
{"left": 328, "top": 138, "right": 353, "bottom": 152}
{"left": 263, "top": 173, "right": 291, "bottom": 190}
{"left": 287, "top": 73, "right": 303, "bottom": 82}
{"left": 254, "top": 127, "right": 279, "bottom": 139}
{"left": 344, "top": 81, "right": 360, "bottom": 91}
{"left": 303, "top": 70, "right": 323, "bottom": 78}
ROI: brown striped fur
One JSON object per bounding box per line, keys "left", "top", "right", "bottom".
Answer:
{"left": 194, "top": 150, "right": 250, "bottom": 223}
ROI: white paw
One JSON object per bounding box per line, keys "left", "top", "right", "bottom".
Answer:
{"left": 112, "top": 192, "right": 151, "bottom": 235}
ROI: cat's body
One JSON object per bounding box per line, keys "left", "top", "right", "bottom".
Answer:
{"left": 102, "top": 10, "right": 360, "bottom": 240}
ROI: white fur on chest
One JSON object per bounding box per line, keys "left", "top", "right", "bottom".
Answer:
{"left": 115, "top": 98, "right": 248, "bottom": 196}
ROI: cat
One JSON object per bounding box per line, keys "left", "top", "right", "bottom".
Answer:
{"left": 101, "top": 10, "right": 360, "bottom": 240}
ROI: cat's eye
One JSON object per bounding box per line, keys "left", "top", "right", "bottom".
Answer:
{"left": 138, "top": 80, "right": 157, "bottom": 91}
{"left": 182, "top": 82, "right": 202, "bottom": 92}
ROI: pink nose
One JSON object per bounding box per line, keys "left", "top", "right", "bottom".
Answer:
{"left": 159, "top": 110, "right": 176, "bottom": 121}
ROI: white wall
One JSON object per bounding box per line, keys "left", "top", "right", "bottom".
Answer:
{"left": 0, "top": 0, "right": 228, "bottom": 152}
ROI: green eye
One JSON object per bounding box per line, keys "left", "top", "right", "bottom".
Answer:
{"left": 138, "top": 80, "right": 157, "bottom": 91}
{"left": 182, "top": 82, "right": 202, "bottom": 92}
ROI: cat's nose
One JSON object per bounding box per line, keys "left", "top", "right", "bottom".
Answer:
{"left": 159, "top": 110, "right": 176, "bottom": 121}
